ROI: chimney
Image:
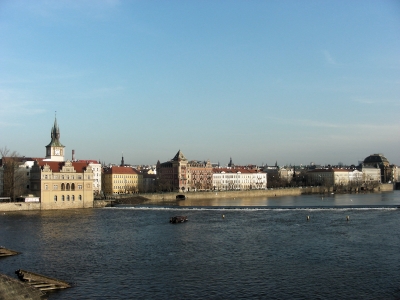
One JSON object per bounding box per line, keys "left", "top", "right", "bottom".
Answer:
{"left": 72, "top": 150, "right": 75, "bottom": 161}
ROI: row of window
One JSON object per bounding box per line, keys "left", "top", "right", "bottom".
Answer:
{"left": 54, "top": 195, "right": 83, "bottom": 201}
{"left": 43, "top": 174, "right": 86, "bottom": 180}
{"left": 44, "top": 183, "right": 83, "bottom": 190}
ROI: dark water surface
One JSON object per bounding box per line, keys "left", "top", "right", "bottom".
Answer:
{"left": 1, "top": 191, "right": 400, "bottom": 299}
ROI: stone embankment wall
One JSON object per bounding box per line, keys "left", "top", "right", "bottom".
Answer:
{"left": 378, "top": 183, "right": 394, "bottom": 192}
{"left": 0, "top": 202, "right": 40, "bottom": 212}
{"left": 142, "top": 188, "right": 307, "bottom": 203}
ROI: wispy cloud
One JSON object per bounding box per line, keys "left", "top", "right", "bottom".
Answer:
{"left": 323, "top": 50, "right": 337, "bottom": 65}
{"left": 267, "top": 116, "right": 399, "bottom": 131}
{"left": 0, "top": 90, "right": 46, "bottom": 117}
{"left": 352, "top": 98, "right": 400, "bottom": 106}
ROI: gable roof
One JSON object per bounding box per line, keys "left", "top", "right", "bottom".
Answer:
{"left": 172, "top": 150, "right": 187, "bottom": 162}
{"left": 37, "top": 161, "right": 90, "bottom": 173}
{"left": 104, "top": 166, "right": 140, "bottom": 175}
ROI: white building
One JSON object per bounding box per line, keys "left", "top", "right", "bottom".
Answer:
{"left": 76, "top": 160, "right": 102, "bottom": 194}
{"left": 212, "top": 168, "right": 267, "bottom": 190}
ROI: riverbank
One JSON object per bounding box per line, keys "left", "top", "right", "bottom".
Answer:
{"left": 96, "top": 184, "right": 394, "bottom": 207}
{"left": 2, "top": 184, "right": 394, "bottom": 211}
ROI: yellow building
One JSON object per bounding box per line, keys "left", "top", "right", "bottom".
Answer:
{"left": 27, "top": 116, "right": 94, "bottom": 209}
{"left": 30, "top": 160, "right": 94, "bottom": 209}
{"left": 103, "top": 166, "right": 143, "bottom": 195}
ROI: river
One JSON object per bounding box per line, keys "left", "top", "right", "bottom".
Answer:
{"left": 1, "top": 191, "right": 400, "bottom": 299}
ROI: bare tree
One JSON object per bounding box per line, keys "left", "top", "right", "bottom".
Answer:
{"left": 0, "top": 147, "right": 29, "bottom": 201}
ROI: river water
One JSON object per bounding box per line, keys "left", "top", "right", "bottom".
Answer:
{"left": 1, "top": 191, "right": 400, "bottom": 299}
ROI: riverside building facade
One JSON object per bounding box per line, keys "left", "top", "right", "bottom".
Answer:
{"left": 103, "top": 166, "right": 143, "bottom": 195}
{"left": 29, "top": 160, "right": 94, "bottom": 209}
{"left": 157, "top": 150, "right": 267, "bottom": 192}
{"left": 212, "top": 168, "right": 267, "bottom": 190}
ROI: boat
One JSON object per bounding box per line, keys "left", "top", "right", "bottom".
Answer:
{"left": 169, "top": 216, "right": 188, "bottom": 223}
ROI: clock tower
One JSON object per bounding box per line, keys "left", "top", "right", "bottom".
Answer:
{"left": 45, "top": 116, "right": 65, "bottom": 162}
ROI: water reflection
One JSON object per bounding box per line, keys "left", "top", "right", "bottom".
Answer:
{"left": 176, "top": 191, "right": 400, "bottom": 207}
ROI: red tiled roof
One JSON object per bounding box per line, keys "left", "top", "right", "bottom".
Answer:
{"left": 38, "top": 161, "right": 90, "bottom": 173}
{"left": 212, "top": 168, "right": 264, "bottom": 174}
{"left": 76, "top": 160, "right": 99, "bottom": 164}
{"left": 104, "top": 166, "right": 140, "bottom": 175}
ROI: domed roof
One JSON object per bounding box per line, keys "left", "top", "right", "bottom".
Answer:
{"left": 363, "top": 154, "right": 389, "bottom": 166}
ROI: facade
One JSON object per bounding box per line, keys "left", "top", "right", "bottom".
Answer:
{"left": 362, "top": 154, "right": 395, "bottom": 183}
{"left": 156, "top": 150, "right": 188, "bottom": 192}
{"left": 213, "top": 168, "right": 267, "bottom": 190}
{"left": 359, "top": 166, "right": 381, "bottom": 183}
{"left": 308, "top": 168, "right": 376, "bottom": 187}
{"left": 76, "top": 160, "right": 102, "bottom": 194}
{"left": 307, "top": 168, "right": 349, "bottom": 186}
{"left": 156, "top": 150, "right": 214, "bottom": 192}
{"left": 29, "top": 160, "right": 94, "bottom": 209}
{"left": 263, "top": 165, "right": 294, "bottom": 183}
{"left": 141, "top": 169, "right": 157, "bottom": 193}
{"left": 187, "top": 160, "right": 213, "bottom": 191}
{"left": 103, "top": 166, "right": 143, "bottom": 195}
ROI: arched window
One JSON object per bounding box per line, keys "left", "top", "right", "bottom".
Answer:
{"left": 72, "top": 195, "right": 75, "bottom": 201}
{"left": 67, "top": 195, "right": 70, "bottom": 201}
{"left": 66, "top": 183, "right": 70, "bottom": 191}
{"left": 54, "top": 195, "right": 57, "bottom": 202}
{"left": 61, "top": 183, "right": 65, "bottom": 191}
{"left": 71, "top": 183, "right": 75, "bottom": 191}
{"left": 62, "top": 195, "right": 65, "bottom": 201}
{"left": 79, "top": 195, "right": 82, "bottom": 201}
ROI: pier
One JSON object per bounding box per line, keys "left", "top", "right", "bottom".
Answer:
{"left": 15, "top": 269, "right": 71, "bottom": 292}
{"left": 0, "top": 247, "right": 20, "bottom": 258}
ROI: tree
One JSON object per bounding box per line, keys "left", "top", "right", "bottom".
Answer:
{"left": 0, "top": 147, "right": 29, "bottom": 201}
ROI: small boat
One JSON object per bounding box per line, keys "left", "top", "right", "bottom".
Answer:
{"left": 170, "top": 216, "right": 188, "bottom": 223}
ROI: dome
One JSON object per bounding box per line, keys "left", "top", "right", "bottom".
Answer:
{"left": 363, "top": 154, "right": 390, "bottom": 167}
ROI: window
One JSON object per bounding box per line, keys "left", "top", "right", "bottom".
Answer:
{"left": 71, "top": 183, "right": 75, "bottom": 191}
{"left": 67, "top": 195, "right": 70, "bottom": 201}
{"left": 62, "top": 195, "right": 65, "bottom": 201}
{"left": 54, "top": 195, "right": 57, "bottom": 202}
{"left": 61, "top": 183, "right": 65, "bottom": 191}
{"left": 72, "top": 195, "right": 75, "bottom": 201}
{"left": 79, "top": 195, "right": 82, "bottom": 201}
{"left": 45, "top": 184, "right": 48, "bottom": 190}
{"left": 53, "top": 185, "right": 58, "bottom": 190}
{"left": 78, "top": 185, "right": 82, "bottom": 190}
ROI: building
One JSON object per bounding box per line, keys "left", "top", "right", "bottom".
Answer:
{"left": 213, "top": 168, "right": 267, "bottom": 190}
{"left": 29, "top": 160, "right": 94, "bottom": 209}
{"left": 156, "top": 150, "right": 189, "bottom": 192}
{"left": 362, "top": 154, "right": 395, "bottom": 183}
{"left": 103, "top": 166, "right": 143, "bottom": 195}
{"left": 156, "top": 150, "right": 214, "bottom": 192}
{"left": 187, "top": 160, "right": 213, "bottom": 191}
{"left": 76, "top": 160, "right": 102, "bottom": 195}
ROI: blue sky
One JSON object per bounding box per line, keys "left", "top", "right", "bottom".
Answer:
{"left": 1, "top": 0, "right": 399, "bottom": 166}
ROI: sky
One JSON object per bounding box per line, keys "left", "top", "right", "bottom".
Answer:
{"left": 1, "top": 0, "right": 399, "bottom": 166}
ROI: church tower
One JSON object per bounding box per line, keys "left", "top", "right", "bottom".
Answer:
{"left": 45, "top": 115, "right": 65, "bottom": 162}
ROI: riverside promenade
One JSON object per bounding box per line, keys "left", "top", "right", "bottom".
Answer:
{"left": 96, "top": 184, "right": 394, "bottom": 206}
{"left": 1, "top": 184, "right": 394, "bottom": 211}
